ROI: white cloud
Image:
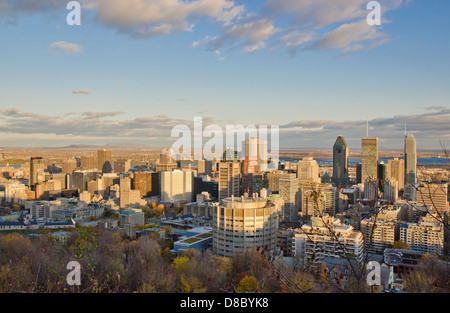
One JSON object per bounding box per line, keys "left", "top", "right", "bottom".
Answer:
{"left": 72, "top": 89, "right": 91, "bottom": 95}
{"left": 50, "top": 41, "right": 84, "bottom": 54}
{"left": 92, "top": 0, "right": 245, "bottom": 38}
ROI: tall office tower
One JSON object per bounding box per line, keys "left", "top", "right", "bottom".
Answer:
{"left": 361, "top": 137, "right": 378, "bottom": 183}
{"left": 388, "top": 158, "right": 405, "bottom": 190}
{"left": 62, "top": 159, "right": 77, "bottom": 174}
{"left": 198, "top": 159, "right": 213, "bottom": 176}
{"left": 73, "top": 170, "right": 98, "bottom": 192}
{"left": 404, "top": 134, "right": 417, "bottom": 185}
{"left": 114, "top": 159, "right": 131, "bottom": 173}
{"left": 245, "top": 137, "right": 268, "bottom": 172}
{"left": 321, "top": 184, "right": 339, "bottom": 216}
{"left": 222, "top": 146, "right": 238, "bottom": 162}
{"left": 160, "top": 170, "right": 193, "bottom": 203}
{"left": 155, "top": 148, "right": 178, "bottom": 172}
{"left": 267, "top": 171, "right": 285, "bottom": 193}
{"left": 404, "top": 183, "right": 417, "bottom": 202}
{"left": 364, "top": 179, "right": 378, "bottom": 200}
{"left": 377, "top": 162, "right": 388, "bottom": 190}
{"left": 213, "top": 196, "right": 279, "bottom": 257}
{"left": 132, "top": 171, "right": 160, "bottom": 198}
{"left": 354, "top": 163, "right": 361, "bottom": 184}
{"left": 30, "top": 157, "right": 45, "bottom": 187}
{"left": 80, "top": 155, "right": 95, "bottom": 170}
{"left": 218, "top": 161, "right": 241, "bottom": 201}
{"left": 299, "top": 182, "right": 337, "bottom": 218}
{"left": 383, "top": 178, "right": 399, "bottom": 203}
{"left": 279, "top": 173, "right": 300, "bottom": 221}
{"left": 98, "top": 149, "right": 113, "bottom": 174}
{"left": 332, "top": 136, "right": 349, "bottom": 185}
{"left": 297, "top": 157, "right": 320, "bottom": 184}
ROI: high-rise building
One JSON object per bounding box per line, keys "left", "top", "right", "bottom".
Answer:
{"left": 212, "top": 196, "right": 279, "bottom": 257}
{"left": 198, "top": 159, "right": 213, "bottom": 176}
{"left": 132, "top": 171, "right": 160, "bottom": 198}
{"left": 98, "top": 149, "right": 113, "bottom": 174}
{"left": 400, "top": 215, "right": 444, "bottom": 256}
{"left": 361, "top": 216, "right": 398, "bottom": 255}
{"left": 245, "top": 137, "right": 268, "bottom": 172}
{"left": 383, "top": 178, "right": 399, "bottom": 203}
{"left": 279, "top": 173, "right": 299, "bottom": 221}
{"left": 417, "top": 183, "right": 449, "bottom": 216}
{"left": 30, "top": 157, "right": 45, "bottom": 187}
{"left": 155, "top": 148, "right": 178, "bottom": 172}
{"left": 295, "top": 215, "right": 364, "bottom": 263}
{"left": 80, "top": 155, "right": 95, "bottom": 170}
{"left": 114, "top": 159, "right": 131, "bottom": 173}
{"left": 62, "top": 159, "right": 77, "bottom": 174}
{"left": 361, "top": 137, "right": 378, "bottom": 183}
{"left": 218, "top": 161, "right": 241, "bottom": 201}
{"left": 297, "top": 157, "right": 320, "bottom": 184}
{"left": 266, "top": 171, "right": 285, "bottom": 193}
{"left": 160, "top": 170, "right": 193, "bottom": 203}
{"left": 388, "top": 158, "right": 405, "bottom": 190}
{"left": 73, "top": 170, "right": 98, "bottom": 192}
{"left": 332, "top": 136, "right": 349, "bottom": 185}
{"left": 404, "top": 134, "right": 417, "bottom": 185}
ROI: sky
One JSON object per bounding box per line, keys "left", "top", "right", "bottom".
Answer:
{"left": 0, "top": 0, "right": 449, "bottom": 151}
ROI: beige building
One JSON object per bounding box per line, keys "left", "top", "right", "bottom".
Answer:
{"left": 388, "top": 158, "right": 405, "bottom": 190}
{"left": 98, "top": 149, "right": 113, "bottom": 174}
{"left": 213, "top": 196, "right": 279, "bottom": 257}
{"left": 155, "top": 148, "right": 178, "bottom": 172}
{"left": 295, "top": 215, "right": 364, "bottom": 263}
{"left": 218, "top": 161, "right": 241, "bottom": 201}
{"left": 62, "top": 159, "right": 77, "bottom": 174}
{"left": 297, "top": 157, "right": 320, "bottom": 184}
{"left": 80, "top": 155, "right": 95, "bottom": 170}
{"left": 361, "top": 137, "right": 378, "bottom": 183}
{"left": 361, "top": 216, "right": 397, "bottom": 255}
{"left": 400, "top": 215, "right": 444, "bottom": 256}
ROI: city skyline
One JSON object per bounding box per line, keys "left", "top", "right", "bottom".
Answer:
{"left": 0, "top": 1, "right": 449, "bottom": 149}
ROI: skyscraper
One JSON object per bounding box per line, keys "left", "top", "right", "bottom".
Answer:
{"left": 361, "top": 137, "right": 378, "bottom": 183}
{"left": 297, "top": 157, "right": 320, "bottom": 184}
{"left": 332, "top": 136, "right": 349, "bottom": 185}
{"left": 245, "top": 137, "right": 268, "bottom": 172}
{"left": 98, "top": 149, "right": 113, "bottom": 174}
{"left": 62, "top": 159, "right": 77, "bottom": 174}
{"left": 80, "top": 155, "right": 95, "bottom": 170}
{"left": 218, "top": 161, "right": 241, "bottom": 201}
{"left": 30, "top": 157, "right": 45, "bottom": 187}
{"left": 155, "top": 148, "right": 178, "bottom": 172}
{"left": 404, "top": 134, "right": 417, "bottom": 185}
{"left": 388, "top": 158, "right": 405, "bottom": 190}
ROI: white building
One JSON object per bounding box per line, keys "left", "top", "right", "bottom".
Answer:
{"left": 294, "top": 215, "right": 364, "bottom": 263}
{"left": 213, "top": 196, "right": 279, "bottom": 257}
{"left": 161, "top": 170, "right": 194, "bottom": 204}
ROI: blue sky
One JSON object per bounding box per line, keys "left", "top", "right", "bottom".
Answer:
{"left": 0, "top": 0, "right": 449, "bottom": 150}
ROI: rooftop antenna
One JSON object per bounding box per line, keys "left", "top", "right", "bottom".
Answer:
{"left": 404, "top": 123, "right": 407, "bottom": 137}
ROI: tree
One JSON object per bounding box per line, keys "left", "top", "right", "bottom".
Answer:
{"left": 237, "top": 276, "right": 257, "bottom": 293}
